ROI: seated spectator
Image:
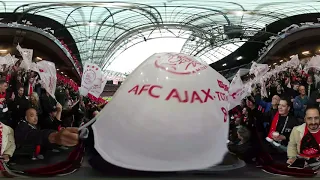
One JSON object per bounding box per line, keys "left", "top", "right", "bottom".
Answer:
{"left": 287, "top": 107, "right": 320, "bottom": 164}
{"left": 14, "top": 108, "right": 79, "bottom": 159}
{"left": 29, "top": 92, "right": 42, "bottom": 116}
{"left": 305, "top": 75, "right": 316, "bottom": 98}
{"left": 293, "top": 85, "right": 309, "bottom": 121}
{"left": 0, "top": 79, "right": 13, "bottom": 126}
{"left": 266, "top": 97, "right": 300, "bottom": 149}
{"left": 228, "top": 126, "right": 254, "bottom": 163}
{"left": 0, "top": 122, "right": 16, "bottom": 162}
{"left": 308, "top": 88, "right": 320, "bottom": 108}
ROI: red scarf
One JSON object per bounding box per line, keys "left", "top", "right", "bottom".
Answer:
{"left": 0, "top": 123, "right": 3, "bottom": 171}
{"left": 299, "top": 126, "right": 320, "bottom": 158}
{"left": 266, "top": 111, "right": 280, "bottom": 141}
{"left": 0, "top": 123, "right": 3, "bottom": 156}
{"left": 28, "top": 83, "right": 33, "bottom": 96}
{"left": 0, "top": 92, "right": 6, "bottom": 105}
{"left": 5, "top": 75, "right": 10, "bottom": 83}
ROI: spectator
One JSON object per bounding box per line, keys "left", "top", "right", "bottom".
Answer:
{"left": 287, "top": 107, "right": 320, "bottom": 164}
{"left": 39, "top": 103, "right": 62, "bottom": 130}
{"left": 0, "top": 122, "right": 16, "bottom": 162}
{"left": 266, "top": 97, "right": 300, "bottom": 147}
{"left": 293, "top": 85, "right": 309, "bottom": 121}
{"left": 11, "top": 86, "right": 29, "bottom": 128}
{"left": 228, "top": 126, "right": 254, "bottom": 163}
{"left": 29, "top": 92, "right": 42, "bottom": 116}
{"left": 14, "top": 108, "right": 79, "bottom": 159}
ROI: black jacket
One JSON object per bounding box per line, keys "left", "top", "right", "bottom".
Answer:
{"left": 308, "top": 89, "right": 320, "bottom": 108}
{"left": 14, "top": 120, "right": 56, "bottom": 146}
{"left": 274, "top": 115, "right": 300, "bottom": 146}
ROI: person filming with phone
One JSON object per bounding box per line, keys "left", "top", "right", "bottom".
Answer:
{"left": 287, "top": 107, "right": 320, "bottom": 166}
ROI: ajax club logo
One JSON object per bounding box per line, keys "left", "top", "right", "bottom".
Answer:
{"left": 84, "top": 65, "right": 98, "bottom": 84}
{"left": 154, "top": 53, "right": 208, "bottom": 75}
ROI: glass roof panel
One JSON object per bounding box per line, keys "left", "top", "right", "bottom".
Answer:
{"left": 1, "top": 0, "right": 320, "bottom": 77}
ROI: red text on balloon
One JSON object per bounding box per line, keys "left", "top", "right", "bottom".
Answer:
{"left": 128, "top": 84, "right": 227, "bottom": 104}
{"left": 128, "top": 84, "right": 163, "bottom": 98}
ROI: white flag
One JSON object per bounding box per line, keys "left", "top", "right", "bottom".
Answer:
{"left": 36, "top": 61, "right": 57, "bottom": 98}
{"left": 305, "top": 55, "right": 320, "bottom": 71}
{"left": 80, "top": 62, "right": 102, "bottom": 96}
{"left": 89, "top": 76, "right": 107, "bottom": 98}
{"left": 17, "top": 44, "right": 33, "bottom": 70}
{"left": 29, "top": 62, "right": 39, "bottom": 73}
{"left": 288, "top": 54, "right": 300, "bottom": 68}
{"left": 92, "top": 53, "right": 229, "bottom": 172}
{"left": 1, "top": 54, "right": 15, "bottom": 66}
{"left": 228, "top": 71, "right": 247, "bottom": 109}
{"left": 260, "top": 78, "right": 268, "bottom": 98}
{"left": 249, "top": 62, "right": 269, "bottom": 78}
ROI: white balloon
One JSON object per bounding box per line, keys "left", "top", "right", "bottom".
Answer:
{"left": 92, "top": 52, "right": 230, "bottom": 172}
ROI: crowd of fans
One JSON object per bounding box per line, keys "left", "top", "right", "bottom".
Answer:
{"left": 0, "top": 61, "right": 106, "bottom": 162}
{"left": 228, "top": 65, "right": 320, "bottom": 166}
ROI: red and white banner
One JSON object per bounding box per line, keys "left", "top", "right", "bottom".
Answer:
{"left": 228, "top": 71, "right": 248, "bottom": 109}
{"left": 80, "top": 62, "right": 102, "bottom": 96}
{"left": 89, "top": 76, "right": 108, "bottom": 98}
{"left": 36, "top": 60, "right": 57, "bottom": 98}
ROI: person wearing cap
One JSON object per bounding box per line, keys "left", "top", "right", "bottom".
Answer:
{"left": 14, "top": 108, "right": 79, "bottom": 159}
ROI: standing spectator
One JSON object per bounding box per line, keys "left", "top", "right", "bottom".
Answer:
{"left": 11, "top": 86, "right": 29, "bottom": 128}
{"left": 304, "top": 75, "right": 316, "bottom": 97}
{"left": 29, "top": 92, "right": 42, "bottom": 116}
{"left": 293, "top": 85, "right": 309, "bottom": 122}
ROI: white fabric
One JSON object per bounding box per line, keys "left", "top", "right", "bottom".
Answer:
{"left": 249, "top": 62, "right": 269, "bottom": 78}
{"left": 244, "top": 54, "right": 301, "bottom": 95}
{"left": 16, "top": 44, "right": 33, "bottom": 70}
{"left": 80, "top": 62, "right": 102, "bottom": 96}
{"left": 89, "top": 76, "right": 108, "bottom": 98}
{"left": 305, "top": 55, "right": 320, "bottom": 71}
{"left": 260, "top": 78, "right": 268, "bottom": 98}
{"left": 29, "top": 62, "right": 39, "bottom": 73}
{"left": 36, "top": 61, "right": 57, "bottom": 98}
{"left": 92, "top": 53, "right": 229, "bottom": 172}
{"left": 228, "top": 71, "right": 247, "bottom": 109}
{"left": 0, "top": 54, "right": 15, "bottom": 66}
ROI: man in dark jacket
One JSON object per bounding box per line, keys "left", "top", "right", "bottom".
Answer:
{"left": 40, "top": 90, "right": 56, "bottom": 118}
{"left": 11, "top": 86, "right": 29, "bottom": 128}
{"left": 14, "top": 108, "right": 79, "bottom": 158}
{"left": 266, "top": 97, "right": 300, "bottom": 147}
{"left": 40, "top": 103, "right": 62, "bottom": 131}
{"left": 308, "top": 89, "right": 320, "bottom": 108}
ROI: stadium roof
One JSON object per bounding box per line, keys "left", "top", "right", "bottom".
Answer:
{"left": 2, "top": 0, "right": 320, "bottom": 75}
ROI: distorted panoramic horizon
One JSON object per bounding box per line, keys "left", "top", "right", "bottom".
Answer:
{"left": 106, "top": 38, "right": 187, "bottom": 74}
{"left": 106, "top": 37, "right": 245, "bottom": 74}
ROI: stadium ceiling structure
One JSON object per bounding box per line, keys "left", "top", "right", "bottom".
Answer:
{"left": 2, "top": 0, "right": 320, "bottom": 76}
